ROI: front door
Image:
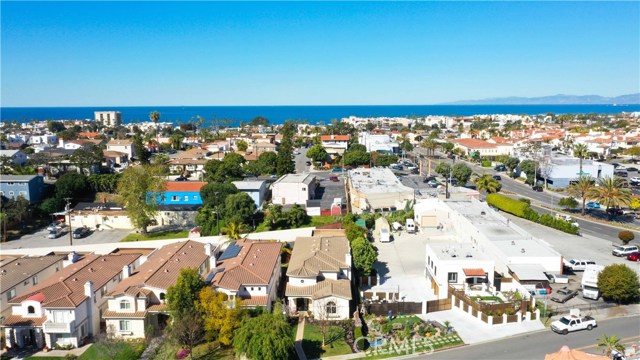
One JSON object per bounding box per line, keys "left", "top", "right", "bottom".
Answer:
{"left": 296, "top": 298, "right": 308, "bottom": 311}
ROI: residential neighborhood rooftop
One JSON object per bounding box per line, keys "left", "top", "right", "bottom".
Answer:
{"left": 0, "top": 254, "right": 66, "bottom": 294}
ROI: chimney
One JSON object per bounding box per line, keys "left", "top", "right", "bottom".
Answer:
{"left": 205, "top": 243, "right": 217, "bottom": 268}
{"left": 84, "top": 281, "right": 94, "bottom": 298}
{"left": 63, "top": 252, "right": 79, "bottom": 267}
{"left": 345, "top": 253, "right": 352, "bottom": 266}
{"left": 122, "top": 265, "right": 131, "bottom": 279}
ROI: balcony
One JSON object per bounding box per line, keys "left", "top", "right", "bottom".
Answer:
{"left": 43, "top": 320, "right": 75, "bottom": 334}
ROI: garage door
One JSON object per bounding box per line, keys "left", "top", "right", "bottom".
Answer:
{"left": 420, "top": 215, "right": 437, "bottom": 227}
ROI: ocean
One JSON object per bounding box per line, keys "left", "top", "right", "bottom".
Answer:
{"left": 1, "top": 104, "right": 639, "bottom": 126}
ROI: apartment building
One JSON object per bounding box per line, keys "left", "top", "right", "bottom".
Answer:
{"left": 94, "top": 111, "right": 122, "bottom": 127}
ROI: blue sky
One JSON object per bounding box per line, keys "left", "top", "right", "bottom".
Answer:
{"left": 2, "top": 1, "right": 639, "bottom": 106}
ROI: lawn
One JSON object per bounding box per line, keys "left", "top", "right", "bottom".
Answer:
{"left": 477, "top": 296, "right": 503, "bottom": 303}
{"left": 389, "top": 315, "right": 424, "bottom": 326}
{"left": 24, "top": 342, "right": 145, "bottom": 360}
{"left": 301, "top": 324, "right": 352, "bottom": 359}
{"left": 362, "top": 334, "right": 464, "bottom": 359}
{"left": 120, "top": 229, "right": 189, "bottom": 242}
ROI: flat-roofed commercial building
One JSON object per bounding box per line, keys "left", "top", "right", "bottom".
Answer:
{"left": 347, "top": 168, "right": 414, "bottom": 214}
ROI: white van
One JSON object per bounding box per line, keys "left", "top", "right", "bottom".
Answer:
{"left": 406, "top": 219, "right": 416, "bottom": 234}
{"left": 380, "top": 228, "right": 391, "bottom": 243}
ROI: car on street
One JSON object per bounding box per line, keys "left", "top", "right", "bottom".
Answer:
{"left": 305, "top": 161, "right": 312, "bottom": 166}
{"left": 614, "top": 171, "right": 628, "bottom": 177}
{"left": 532, "top": 185, "right": 543, "bottom": 192}
{"left": 606, "top": 207, "right": 624, "bottom": 216}
{"left": 626, "top": 252, "right": 640, "bottom": 262}
{"left": 423, "top": 176, "right": 437, "bottom": 183}
{"left": 331, "top": 167, "right": 343, "bottom": 172}
{"left": 426, "top": 180, "right": 442, "bottom": 188}
{"left": 551, "top": 313, "right": 597, "bottom": 335}
{"left": 329, "top": 176, "right": 339, "bottom": 182}
{"left": 388, "top": 164, "right": 403, "bottom": 171}
{"left": 72, "top": 226, "right": 90, "bottom": 239}
{"left": 626, "top": 167, "right": 639, "bottom": 172}
{"left": 550, "top": 287, "right": 579, "bottom": 303}
{"left": 410, "top": 168, "right": 419, "bottom": 174}
{"left": 630, "top": 177, "right": 640, "bottom": 183}
{"left": 492, "top": 175, "right": 502, "bottom": 181}
{"left": 494, "top": 165, "right": 506, "bottom": 171}
{"left": 586, "top": 202, "right": 600, "bottom": 209}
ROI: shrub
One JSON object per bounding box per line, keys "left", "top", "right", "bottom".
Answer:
{"left": 486, "top": 194, "right": 530, "bottom": 217}
{"left": 618, "top": 230, "right": 635, "bottom": 245}
{"left": 481, "top": 160, "right": 492, "bottom": 167}
{"left": 505, "top": 308, "right": 515, "bottom": 316}
{"left": 495, "top": 309, "right": 504, "bottom": 317}
{"left": 558, "top": 197, "right": 578, "bottom": 209}
{"left": 518, "top": 197, "right": 531, "bottom": 205}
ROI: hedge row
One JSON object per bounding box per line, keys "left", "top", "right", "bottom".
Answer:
{"left": 486, "top": 194, "right": 579, "bottom": 235}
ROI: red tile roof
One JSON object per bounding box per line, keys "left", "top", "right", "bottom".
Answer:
{"left": 451, "top": 139, "right": 496, "bottom": 149}
{"left": 211, "top": 240, "right": 282, "bottom": 291}
{"left": 321, "top": 135, "right": 350, "bottom": 141}
{"left": 102, "top": 310, "right": 147, "bottom": 318}
{"left": 2, "top": 315, "right": 47, "bottom": 327}
{"left": 463, "top": 268, "right": 486, "bottom": 277}
{"left": 165, "top": 182, "right": 207, "bottom": 192}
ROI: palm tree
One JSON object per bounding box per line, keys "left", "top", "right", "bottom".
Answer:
{"left": 591, "top": 176, "right": 633, "bottom": 217}
{"left": 222, "top": 221, "right": 250, "bottom": 241}
{"left": 597, "top": 334, "right": 625, "bottom": 357}
{"left": 566, "top": 175, "right": 596, "bottom": 214}
{"left": 573, "top": 143, "right": 589, "bottom": 176}
{"left": 472, "top": 174, "right": 501, "bottom": 194}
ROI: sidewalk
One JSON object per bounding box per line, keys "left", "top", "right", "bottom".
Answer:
{"left": 295, "top": 317, "right": 308, "bottom": 360}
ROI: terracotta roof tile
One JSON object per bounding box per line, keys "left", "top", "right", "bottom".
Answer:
{"left": 165, "top": 182, "right": 207, "bottom": 192}
{"left": 287, "top": 235, "right": 349, "bottom": 277}
{"left": 451, "top": 138, "right": 497, "bottom": 149}
{"left": 1, "top": 315, "right": 47, "bottom": 327}
{"left": 0, "top": 255, "right": 66, "bottom": 293}
{"left": 211, "top": 240, "right": 282, "bottom": 292}
{"left": 285, "top": 279, "right": 352, "bottom": 300}
{"left": 102, "top": 310, "right": 147, "bottom": 318}
{"left": 241, "top": 295, "right": 269, "bottom": 306}
{"left": 321, "top": 135, "right": 350, "bottom": 141}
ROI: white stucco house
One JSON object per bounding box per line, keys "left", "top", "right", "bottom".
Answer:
{"left": 285, "top": 230, "right": 352, "bottom": 320}
{"left": 271, "top": 173, "right": 318, "bottom": 206}
{"left": 1, "top": 253, "right": 141, "bottom": 350}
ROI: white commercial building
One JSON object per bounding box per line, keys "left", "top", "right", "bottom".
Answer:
{"left": 357, "top": 133, "right": 399, "bottom": 154}
{"left": 94, "top": 111, "right": 122, "bottom": 127}
{"left": 347, "top": 167, "right": 414, "bottom": 214}
{"left": 538, "top": 156, "right": 614, "bottom": 189}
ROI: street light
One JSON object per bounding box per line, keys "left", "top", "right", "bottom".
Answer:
{"left": 64, "top": 198, "right": 73, "bottom": 246}
{"left": 212, "top": 208, "right": 220, "bottom": 236}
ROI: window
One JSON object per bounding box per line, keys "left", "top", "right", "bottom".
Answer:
{"left": 434, "top": 266, "right": 437, "bottom": 276}
{"left": 19, "top": 191, "right": 27, "bottom": 196}
{"left": 326, "top": 301, "right": 337, "bottom": 314}
{"left": 27, "top": 306, "right": 35, "bottom": 314}
{"left": 184, "top": 195, "right": 189, "bottom": 201}
{"left": 193, "top": 196, "right": 198, "bottom": 200}
{"left": 7, "top": 288, "right": 16, "bottom": 301}
{"left": 32, "top": 275, "right": 38, "bottom": 285}
{"left": 119, "top": 320, "right": 131, "bottom": 331}
{"left": 120, "top": 300, "right": 131, "bottom": 310}
{"left": 251, "top": 287, "right": 254, "bottom": 291}
{"left": 160, "top": 293, "right": 166, "bottom": 301}
{"left": 447, "top": 272, "right": 458, "bottom": 283}
{"left": 8, "top": 191, "right": 14, "bottom": 196}
{"left": 301, "top": 187, "right": 306, "bottom": 191}
{"left": 258, "top": 287, "right": 261, "bottom": 291}
{"left": 171, "top": 196, "right": 179, "bottom": 201}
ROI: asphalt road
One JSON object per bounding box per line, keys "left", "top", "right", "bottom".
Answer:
{"left": 425, "top": 315, "right": 640, "bottom": 360}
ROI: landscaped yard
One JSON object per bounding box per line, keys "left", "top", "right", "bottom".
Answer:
{"left": 255, "top": 215, "right": 340, "bottom": 233}
{"left": 24, "top": 342, "right": 145, "bottom": 360}
{"left": 120, "top": 229, "right": 189, "bottom": 242}
{"left": 302, "top": 323, "right": 353, "bottom": 359}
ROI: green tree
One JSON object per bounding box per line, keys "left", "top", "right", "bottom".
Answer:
{"left": 169, "top": 133, "right": 184, "bottom": 150}
{"left": 70, "top": 143, "right": 103, "bottom": 174}
{"left": 116, "top": 165, "right": 166, "bottom": 234}
{"left": 265, "top": 204, "right": 284, "bottom": 230}
{"left": 276, "top": 121, "right": 296, "bottom": 176}
{"left": 233, "top": 303, "right": 293, "bottom": 360}
{"left": 223, "top": 192, "right": 256, "bottom": 224}
{"left": 200, "top": 182, "right": 238, "bottom": 209}
{"left": 248, "top": 116, "right": 270, "bottom": 127}
{"left": 440, "top": 142, "right": 454, "bottom": 153}
{"left": 504, "top": 157, "right": 520, "bottom": 178}
{"left": 558, "top": 197, "right": 579, "bottom": 210}
{"left": 626, "top": 146, "right": 640, "bottom": 160}
{"left": 573, "top": 143, "right": 589, "bottom": 176}
{"left": 236, "top": 140, "right": 248, "bottom": 152}
{"left": 597, "top": 264, "right": 640, "bottom": 304}
{"left": 473, "top": 174, "right": 501, "bottom": 194}
{"left": 347, "top": 144, "right": 367, "bottom": 153}
{"left": 286, "top": 204, "right": 308, "bottom": 228}
{"left": 166, "top": 308, "right": 204, "bottom": 360}
{"left": 421, "top": 139, "right": 438, "bottom": 156}
{"left": 566, "top": 175, "right": 596, "bottom": 214}
{"left": 87, "top": 174, "right": 121, "bottom": 193}
{"left": 47, "top": 120, "right": 65, "bottom": 133}
{"left": 352, "top": 237, "right": 376, "bottom": 275}
{"left": 166, "top": 267, "right": 205, "bottom": 314}
{"left": 591, "top": 176, "right": 633, "bottom": 217}
{"left": 343, "top": 149, "right": 370, "bottom": 167}
{"left": 222, "top": 221, "right": 250, "bottom": 241}
{"left": 519, "top": 159, "right": 537, "bottom": 184}
{"left": 372, "top": 154, "right": 398, "bottom": 167}
{"left": 451, "top": 163, "right": 472, "bottom": 185}
{"left": 307, "top": 145, "right": 328, "bottom": 163}
{"left": 55, "top": 173, "right": 89, "bottom": 200}
{"left": 435, "top": 161, "right": 452, "bottom": 178}
{"left": 597, "top": 334, "right": 626, "bottom": 357}
{"left": 257, "top": 152, "right": 277, "bottom": 175}
{"left": 149, "top": 111, "right": 160, "bottom": 127}
{"left": 399, "top": 138, "right": 413, "bottom": 153}
{"left": 618, "top": 230, "right": 635, "bottom": 245}
{"left": 132, "top": 134, "right": 151, "bottom": 164}
{"left": 194, "top": 205, "right": 221, "bottom": 236}
{"left": 204, "top": 153, "right": 245, "bottom": 183}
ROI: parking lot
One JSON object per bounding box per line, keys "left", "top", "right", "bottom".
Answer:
{"left": 311, "top": 171, "right": 347, "bottom": 210}
{"left": 1, "top": 227, "right": 132, "bottom": 250}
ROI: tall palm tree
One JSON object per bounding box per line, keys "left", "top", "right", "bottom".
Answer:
{"left": 591, "top": 176, "right": 633, "bottom": 217}
{"left": 573, "top": 143, "right": 589, "bottom": 176}
{"left": 566, "top": 175, "right": 596, "bottom": 214}
{"left": 472, "top": 174, "right": 501, "bottom": 194}
{"left": 222, "top": 221, "right": 250, "bottom": 241}
{"left": 597, "top": 334, "right": 625, "bottom": 357}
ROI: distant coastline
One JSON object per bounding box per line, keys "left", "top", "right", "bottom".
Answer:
{"left": 2, "top": 104, "right": 639, "bottom": 126}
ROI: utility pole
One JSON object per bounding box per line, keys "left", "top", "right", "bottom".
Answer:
{"left": 64, "top": 198, "right": 73, "bottom": 246}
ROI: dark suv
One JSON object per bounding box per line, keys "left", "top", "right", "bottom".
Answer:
{"left": 532, "top": 185, "right": 543, "bottom": 192}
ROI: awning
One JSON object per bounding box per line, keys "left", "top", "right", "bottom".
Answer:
{"left": 463, "top": 268, "right": 486, "bottom": 277}
{"left": 509, "top": 264, "right": 548, "bottom": 281}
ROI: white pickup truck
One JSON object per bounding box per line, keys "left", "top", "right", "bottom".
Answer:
{"left": 551, "top": 312, "right": 597, "bottom": 335}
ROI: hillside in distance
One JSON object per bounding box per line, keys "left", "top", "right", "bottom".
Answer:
{"left": 442, "top": 93, "right": 640, "bottom": 105}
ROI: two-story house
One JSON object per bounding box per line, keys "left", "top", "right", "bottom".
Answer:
{"left": 285, "top": 230, "right": 352, "bottom": 320}
{"left": 231, "top": 181, "right": 267, "bottom": 209}
{"left": 0, "top": 255, "right": 67, "bottom": 318}
{"left": 102, "top": 241, "right": 214, "bottom": 339}
{"left": 157, "top": 181, "right": 206, "bottom": 205}
{"left": 321, "top": 135, "right": 350, "bottom": 155}
{"left": 209, "top": 240, "right": 283, "bottom": 311}
{"left": 271, "top": 174, "right": 318, "bottom": 206}
{"left": 2, "top": 253, "right": 141, "bottom": 350}
{"left": 0, "top": 149, "right": 28, "bottom": 166}
{"left": 106, "top": 139, "right": 135, "bottom": 161}
{"left": 0, "top": 175, "right": 46, "bottom": 203}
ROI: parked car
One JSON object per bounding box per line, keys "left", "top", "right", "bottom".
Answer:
{"left": 630, "top": 176, "right": 640, "bottom": 183}
{"left": 494, "top": 165, "right": 506, "bottom": 171}
{"left": 613, "top": 244, "right": 639, "bottom": 257}
{"left": 423, "top": 176, "right": 437, "bottom": 183}
{"left": 564, "top": 259, "right": 596, "bottom": 271}
{"left": 614, "top": 171, "right": 628, "bottom": 177}
{"left": 626, "top": 167, "right": 638, "bottom": 172}
{"left": 426, "top": 180, "right": 442, "bottom": 188}
{"left": 46, "top": 221, "right": 62, "bottom": 231}
{"left": 305, "top": 161, "right": 312, "bottom": 166}
{"left": 532, "top": 185, "right": 543, "bottom": 192}
{"left": 606, "top": 207, "right": 624, "bottom": 216}
{"left": 410, "top": 168, "right": 419, "bottom": 174}
{"left": 626, "top": 252, "right": 640, "bottom": 262}
{"left": 72, "top": 226, "right": 90, "bottom": 239}
{"left": 329, "top": 176, "right": 339, "bottom": 182}
{"left": 47, "top": 229, "right": 63, "bottom": 239}
{"left": 492, "top": 175, "right": 502, "bottom": 181}
{"left": 546, "top": 273, "right": 569, "bottom": 284}
{"left": 175, "top": 176, "right": 188, "bottom": 181}
{"left": 331, "top": 167, "right": 343, "bottom": 172}
{"left": 550, "top": 287, "right": 579, "bottom": 303}
{"left": 586, "top": 202, "right": 600, "bottom": 209}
